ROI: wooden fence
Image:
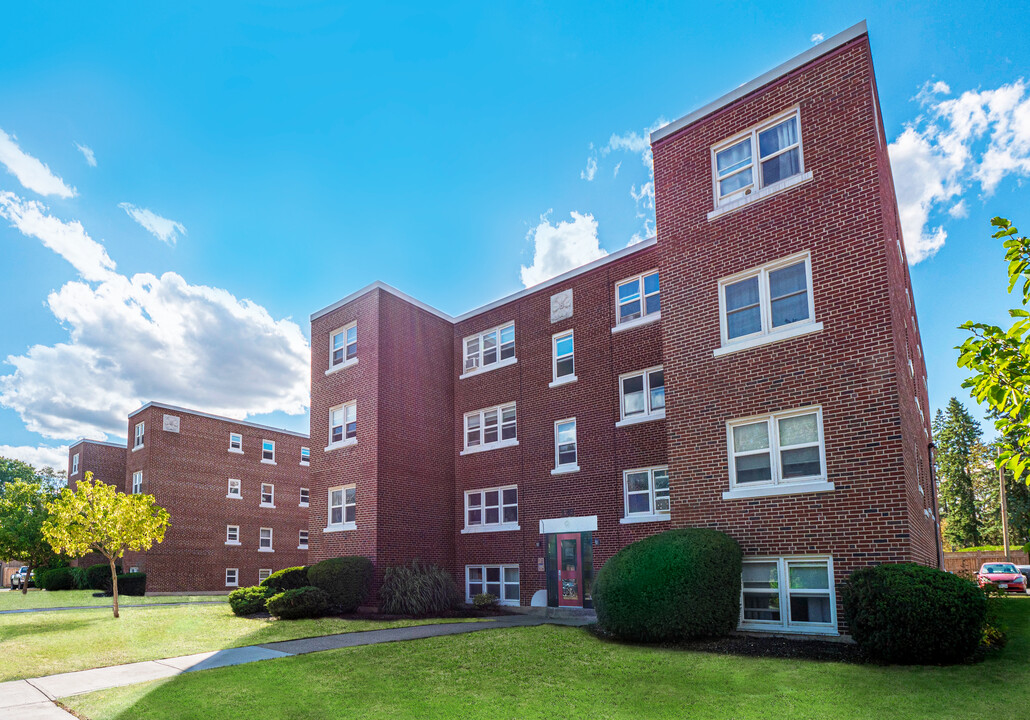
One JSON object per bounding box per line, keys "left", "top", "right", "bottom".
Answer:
{"left": 943, "top": 550, "right": 1030, "bottom": 576}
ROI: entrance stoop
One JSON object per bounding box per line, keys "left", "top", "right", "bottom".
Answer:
{"left": 512, "top": 606, "right": 597, "bottom": 623}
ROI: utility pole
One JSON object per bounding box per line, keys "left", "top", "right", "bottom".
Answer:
{"left": 999, "top": 447, "right": 1011, "bottom": 562}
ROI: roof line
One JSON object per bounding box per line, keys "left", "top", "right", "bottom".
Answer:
{"left": 310, "top": 236, "right": 658, "bottom": 324}
{"left": 650, "top": 20, "right": 868, "bottom": 144}
{"left": 69, "top": 438, "right": 126, "bottom": 450}
{"left": 128, "top": 401, "right": 310, "bottom": 439}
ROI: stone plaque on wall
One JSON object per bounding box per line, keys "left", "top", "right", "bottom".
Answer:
{"left": 550, "top": 289, "right": 573, "bottom": 323}
{"left": 162, "top": 414, "right": 181, "bottom": 433}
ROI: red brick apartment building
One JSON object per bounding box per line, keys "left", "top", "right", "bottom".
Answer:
{"left": 306, "top": 22, "right": 939, "bottom": 636}
{"left": 69, "top": 402, "right": 310, "bottom": 593}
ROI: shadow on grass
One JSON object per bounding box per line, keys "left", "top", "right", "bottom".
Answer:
{"left": 0, "top": 616, "right": 94, "bottom": 642}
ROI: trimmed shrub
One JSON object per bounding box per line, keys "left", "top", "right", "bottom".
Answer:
{"left": 841, "top": 563, "right": 987, "bottom": 664}
{"left": 259, "top": 566, "right": 309, "bottom": 594}
{"left": 266, "top": 586, "right": 330, "bottom": 620}
{"left": 70, "top": 566, "right": 89, "bottom": 590}
{"left": 86, "top": 562, "right": 122, "bottom": 591}
{"left": 594, "top": 528, "right": 742, "bottom": 642}
{"left": 379, "top": 559, "right": 460, "bottom": 616}
{"left": 308, "top": 556, "right": 374, "bottom": 613}
{"left": 38, "top": 566, "right": 76, "bottom": 591}
{"left": 229, "top": 585, "right": 273, "bottom": 616}
{"left": 117, "top": 572, "right": 146, "bottom": 596}
{"left": 472, "top": 593, "right": 498, "bottom": 610}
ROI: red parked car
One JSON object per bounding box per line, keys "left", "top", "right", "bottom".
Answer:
{"left": 977, "top": 563, "right": 1027, "bottom": 593}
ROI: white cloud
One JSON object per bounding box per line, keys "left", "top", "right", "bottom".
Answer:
{"left": 0, "top": 128, "right": 76, "bottom": 198}
{"left": 613, "top": 161, "right": 622, "bottom": 178}
{"left": 581, "top": 155, "right": 597, "bottom": 181}
{"left": 119, "top": 203, "right": 186, "bottom": 245}
{"left": 0, "top": 192, "right": 117, "bottom": 282}
{"left": 889, "top": 79, "right": 1030, "bottom": 264}
{"left": 520, "top": 211, "right": 607, "bottom": 288}
{"left": 76, "top": 143, "right": 97, "bottom": 167}
{"left": 0, "top": 444, "right": 69, "bottom": 472}
{"left": 811, "top": 33, "right": 824, "bottom": 43}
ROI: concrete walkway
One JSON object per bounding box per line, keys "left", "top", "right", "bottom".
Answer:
{"left": 0, "top": 600, "right": 226, "bottom": 615}
{"left": 0, "top": 613, "right": 595, "bottom": 718}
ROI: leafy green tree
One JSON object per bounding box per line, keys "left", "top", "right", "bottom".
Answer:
{"left": 0, "top": 456, "right": 38, "bottom": 492}
{"left": 42, "top": 473, "right": 170, "bottom": 618}
{"left": 934, "top": 398, "right": 982, "bottom": 548}
{"left": 0, "top": 480, "right": 60, "bottom": 594}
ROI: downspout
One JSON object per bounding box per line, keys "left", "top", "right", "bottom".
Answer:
{"left": 927, "top": 441, "right": 943, "bottom": 569}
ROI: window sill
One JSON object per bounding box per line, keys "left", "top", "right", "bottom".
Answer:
{"left": 225, "top": 584, "right": 239, "bottom": 588}
{"left": 325, "top": 357, "right": 358, "bottom": 376}
{"left": 611, "top": 311, "right": 660, "bottom": 335}
{"left": 616, "top": 411, "right": 666, "bottom": 428}
{"left": 226, "top": 494, "right": 241, "bottom": 500}
{"left": 460, "top": 438, "right": 519, "bottom": 456}
{"left": 551, "top": 465, "right": 580, "bottom": 475}
{"left": 258, "top": 548, "right": 274, "bottom": 553}
{"left": 259, "top": 503, "right": 276, "bottom": 509}
{"left": 228, "top": 448, "right": 243, "bottom": 455}
{"left": 739, "top": 622, "right": 838, "bottom": 637}
{"left": 261, "top": 459, "right": 276, "bottom": 465}
{"left": 298, "top": 544, "right": 309, "bottom": 550}
{"left": 323, "top": 523, "right": 357, "bottom": 533}
{"left": 722, "top": 480, "right": 834, "bottom": 500}
{"left": 549, "top": 375, "right": 577, "bottom": 388}
{"left": 459, "top": 355, "right": 517, "bottom": 380}
{"left": 224, "top": 541, "right": 241, "bottom": 546}
{"left": 299, "top": 502, "right": 309, "bottom": 508}
{"left": 325, "top": 438, "right": 357, "bottom": 452}
{"left": 461, "top": 524, "right": 521, "bottom": 534}
{"left": 620, "top": 514, "right": 671, "bottom": 525}
{"left": 714, "top": 322, "right": 823, "bottom": 357}
{"left": 131, "top": 445, "right": 144, "bottom": 453}
{"left": 708, "top": 171, "right": 814, "bottom": 221}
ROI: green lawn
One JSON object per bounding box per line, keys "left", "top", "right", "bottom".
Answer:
{"left": 67, "top": 597, "right": 1029, "bottom": 720}
{"left": 0, "top": 602, "right": 480, "bottom": 682}
{"left": 0, "top": 588, "right": 227, "bottom": 612}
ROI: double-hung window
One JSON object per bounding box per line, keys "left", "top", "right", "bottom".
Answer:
{"left": 463, "top": 322, "right": 515, "bottom": 375}
{"left": 712, "top": 109, "right": 805, "bottom": 211}
{"left": 225, "top": 568, "right": 238, "bottom": 587}
{"left": 71, "top": 453, "right": 79, "bottom": 476}
{"left": 741, "top": 557, "right": 836, "bottom": 633}
{"left": 299, "top": 487, "right": 309, "bottom": 506}
{"left": 464, "top": 486, "right": 518, "bottom": 532}
{"left": 330, "top": 322, "right": 357, "bottom": 369}
{"left": 133, "top": 421, "right": 145, "bottom": 449}
{"left": 227, "top": 478, "right": 241, "bottom": 498}
{"left": 463, "top": 403, "right": 517, "bottom": 453}
{"left": 551, "top": 330, "right": 575, "bottom": 385}
{"left": 226, "top": 525, "right": 240, "bottom": 545}
{"left": 132, "top": 471, "right": 142, "bottom": 495}
{"left": 726, "top": 407, "right": 829, "bottom": 498}
{"left": 298, "top": 530, "right": 309, "bottom": 549}
{"left": 615, "top": 272, "right": 660, "bottom": 327}
{"left": 261, "top": 440, "right": 275, "bottom": 463}
{"left": 259, "top": 527, "right": 273, "bottom": 551}
{"left": 327, "top": 485, "right": 356, "bottom": 529}
{"left": 466, "top": 565, "right": 520, "bottom": 606}
{"left": 553, "top": 418, "right": 578, "bottom": 472}
{"left": 258, "top": 569, "right": 272, "bottom": 583}
{"left": 618, "top": 367, "right": 665, "bottom": 424}
{"left": 622, "top": 467, "right": 670, "bottom": 520}
{"left": 300, "top": 447, "right": 310, "bottom": 465}
{"left": 718, "top": 252, "right": 817, "bottom": 352}
{"left": 228, "top": 432, "right": 243, "bottom": 453}
{"left": 260, "top": 483, "right": 275, "bottom": 507}
{"left": 329, "top": 402, "right": 357, "bottom": 447}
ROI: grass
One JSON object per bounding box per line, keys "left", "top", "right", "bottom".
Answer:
{"left": 0, "top": 588, "right": 227, "bottom": 611}
{"left": 66, "top": 597, "right": 1030, "bottom": 720}
{"left": 0, "top": 602, "right": 481, "bottom": 682}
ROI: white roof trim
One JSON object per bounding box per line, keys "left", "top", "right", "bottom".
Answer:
{"left": 128, "top": 402, "right": 310, "bottom": 439}
{"left": 70, "top": 438, "right": 127, "bottom": 450}
{"left": 310, "top": 236, "right": 658, "bottom": 324}
{"left": 651, "top": 21, "right": 868, "bottom": 144}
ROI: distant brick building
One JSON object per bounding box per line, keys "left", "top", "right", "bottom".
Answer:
{"left": 305, "top": 22, "right": 940, "bottom": 636}
{"left": 69, "top": 403, "right": 310, "bottom": 593}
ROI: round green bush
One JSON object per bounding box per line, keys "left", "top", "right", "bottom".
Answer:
{"left": 841, "top": 563, "right": 987, "bottom": 664}
{"left": 266, "top": 586, "right": 330, "bottom": 620}
{"left": 86, "top": 562, "right": 122, "bottom": 591}
{"left": 308, "top": 556, "right": 374, "bottom": 613}
{"left": 38, "top": 566, "right": 76, "bottom": 591}
{"left": 116, "top": 572, "right": 147, "bottom": 596}
{"left": 229, "top": 585, "right": 273, "bottom": 616}
{"left": 379, "top": 560, "right": 460, "bottom": 615}
{"left": 594, "top": 528, "right": 743, "bottom": 642}
{"left": 259, "top": 566, "right": 309, "bottom": 594}
{"left": 472, "top": 593, "right": 498, "bottom": 610}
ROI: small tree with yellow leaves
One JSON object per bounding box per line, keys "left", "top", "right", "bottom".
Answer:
{"left": 43, "top": 473, "right": 170, "bottom": 618}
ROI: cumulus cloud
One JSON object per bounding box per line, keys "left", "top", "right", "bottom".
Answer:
{"left": 520, "top": 211, "right": 607, "bottom": 287}
{"left": 0, "top": 444, "right": 69, "bottom": 472}
{"left": 76, "top": 143, "right": 97, "bottom": 167}
{"left": 811, "top": 33, "right": 824, "bottom": 43}
{"left": 0, "top": 192, "right": 117, "bottom": 282}
{"left": 0, "top": 128, "right": 76, "bottom": 198}
{"left": 119, "top": 203, "right": 186, "bottom": 245}
{"left": 889, "top": 79, "right": 1030, "bottom": 263}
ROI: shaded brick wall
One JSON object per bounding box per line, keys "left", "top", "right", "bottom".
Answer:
{"left": 67, "top": 441, "right": 128, "bottom": 570}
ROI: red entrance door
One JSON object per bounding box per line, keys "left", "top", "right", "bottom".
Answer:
{"left": 557, "top": 533, "right": 582, "bottom": 607}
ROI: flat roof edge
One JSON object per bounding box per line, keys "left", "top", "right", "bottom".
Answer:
{"left": 650, "top": 20, "right": 868, "bottom": 144}
{"left": 70, "top": 438, "right": 127, "bottom": 450}
{"left": 128, "top": 401, "right": 310, "bottom": 439}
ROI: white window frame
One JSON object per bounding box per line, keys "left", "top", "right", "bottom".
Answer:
{"left": 228, "top": 432, "right": 243, "bottom": 454}
{"left": 258, "top": 568, "right": 272, "bottom": 583}
{"left": 227, "top": 478, "right": 242, "bottom": 499}
{"left": 71, "top": 453, "right": 79, "bottom": 476}
{"left": 716, "top": 251, "right": 820, "bottom": 356}
{"left": 465, "top": 564, "right": 520, "bottom": 606}
{"left": 259, "top": 527, "right": 273, "bottom": 552}
{"left": 260, "top": 483, "right": 275, "bottom": 508}
{"left": 550, "top": 330, "right": 576, "bottom": 387}
{"left": 616, "top": 365, "right": 666, "bottom": 427}
{"left": 225, "top": 525, "right": 240, "bottom": 545}
{"left": 325, "top": 483, "right": 356, "bottom": 532}
{"left": 327, "top": 401, "right": 357, "bottom": 450}
{"left": 613, "top": 270, "right": 661, "bottom": 331}
{"left": 298, "top": 530, "right": 309, "bottom": 549}
{"left": 739, "top": 556, "right": 837, "bottom": 635}
{"left": 225, "top": 568, "right": 238, "bottom": 587}
{"left": 620, "top": 466, "right": 671, "bottom": 524}
{"left": 461, "top": 403, "right": 518, "bottom": 455}
{"left": 553, "top": 418, "right": 579, "bottom": 474}
{"left": 724, "top": 406, "right": 832, "bottom": 500}
{"left": 261, "top": 439, "right": 276, "bottom": 464}
{"left": 327, "top": 321, "right": 358, "bottom": 374}
{"left": 461, "top": 322, "right": 516, "bottom": 378}
{"left": 133, "top": 421, "right": 145, "bottom": 450}
{"left": 131, "top": 471, "right": 142, "bottom": 495}
{"left": 299, "top": 487, "right": 309, "bottom": 507}
{"left": 462, "top": 485, "right": 519, "bottom": 533}
{"left": 709, "top": 107, "right": 810, "bottom": 219}
{"left": 129, "top": 566, "right": 139, "bottom": 574}
{"left": 300, "top": 447, "right": 310, "bottom": 465}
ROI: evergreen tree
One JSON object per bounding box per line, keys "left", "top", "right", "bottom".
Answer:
{"left": 934, "top": 398, "right": 982, "bottom": 548}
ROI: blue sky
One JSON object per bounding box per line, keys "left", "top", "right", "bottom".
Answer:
{"left": 1, "top": 2, "right": 1029, "bottom": 468}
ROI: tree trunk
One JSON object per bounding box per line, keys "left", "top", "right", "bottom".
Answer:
{"left": 21, "top": 561, "right": 31, "bottom": 595}
{"left": 109, "top": 557, "right": 120, "bottom": 619}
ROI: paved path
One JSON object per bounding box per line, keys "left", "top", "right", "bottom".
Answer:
{"left": 0, "top": 613, "right": 595, "bottom": 718}
{"left": 0, "top": 600, "right": 226, "bottom": 615}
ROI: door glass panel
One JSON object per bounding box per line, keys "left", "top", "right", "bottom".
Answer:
{"left": 561, "top": 539, "right": 577, "bottom": 572}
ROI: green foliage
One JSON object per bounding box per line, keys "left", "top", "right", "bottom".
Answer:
{"left": 0, "top": 479, "right": 61, "bottom": 593}
{"left": 0, "top": 456, "right": 39, "bottom": 491}
{"left": 379, "top": 559, "right": 460, "bottom": 616}
{"left": 933, "top": 400, "right": 983, "bottom": 548}
{"left": 86, "top": 562, "right": 123, "bottom": 591}
{"left": 259, "top": 566, "right": 309, "bottom": 593}
{"left": 472, "top": 593, "right": 497, "bottom": 610}
{"left": 981, "top": 584, "right": 1009, "bottom": 650}
{"left": 266, "top": 586, "right": 330, "bottom": 619}
{"left": 841, "top": 563, "right": 987, "bottom": 664}
{"left": 38, "top": 566, "right": 76, "bottom": 591}
{"left": 229, "top": 585, "right": 273, "bottom": 616}
{"left": 593, "top": 528, "right": 743, "bottom": 642}
{"left": 308, "top": 556, "right": 374, "bottom": 613}
{"left": 70, "top": 566, "right": 89, "bottom": 590}
{"left": 117, "top": 572, "right": 146, "bottom": 596}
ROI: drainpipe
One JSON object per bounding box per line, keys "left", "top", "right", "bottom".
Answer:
{"left": 927, "top": 441, "right": 943, "bottom": 569}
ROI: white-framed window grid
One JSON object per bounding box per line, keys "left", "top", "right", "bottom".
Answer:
{"left": 718, "top": 252, "right": 816, "bottom": 348}
{"left": 228, "top": 432, "right": 242, "bottom": 453}
{"left": 619, "top": 366, "right": 665, "bottom": 423}
{"left": 71, "top": 453, "right": 79, "bottom": 475}
{"left": 727, "top": 407, "right": 826, "bottom": 491}
{"left": 261, "top": 439, "right": 275, "bottom": 463}
{"left": 554, "top": 418, "right": 578, "bottom": 471}
{"left": 328, "top": 484, "right": 356, "bottom": 528}
{"left": 463, "top": 322, "right": 515, "bottom": 373}
{"left": 552, "top": 330, "right": 575, "bottom": 384}
{"left": 329, "top": 402, "right": 357, "bottom": 446}
{"left": 300, "top": 487, "right": 309, "bottom": 506}
{"left": 259, "top": 527, "right": 273, "bottom": 551}
{"left": 300, "top": 447, "right": 310, "bottom": 465}
{"left": 463, "top": 403, "right": 517, "bottom": 451}
{"left": 464, "top": 485, "right": 518, "bottom": 530}
{"left": 260, "top": 483, "right": 275, "bottom": 507}
{"left": 465, "top": 564, "right": 520, "bottom": 606}
{"left": 258, "top": 569, "right": 272, "bottom": 583}
{"left": 623, "top": 466, "right": 670, "bottom": 518}
{"left": 227, "top": 478, "right": 241, "bottom": 498}
{"left": 298, "top": 530, "right": 309, "bottom": 549}
{"left": 711, "top": 108, "right": 805, "bottom": 208}
{"left": 740, "top": 556, "right": 836, "bottom": 633}
{"left": 225, "top": 568, "right": 239, "bottom": 587}
{"left": 133, "top": 421, "right": 145, "bottom": 449}
{"left": 226, "top": 525, "right": 240, "bottom": 544}
{"left": 330, "top": 322, "right": 357, "bottom": 368}
{"left": 615, "top": 271, "right": 660, "bottom": 326}
{"left": 131, "top": 471, "right": 142, "bottom": 495}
